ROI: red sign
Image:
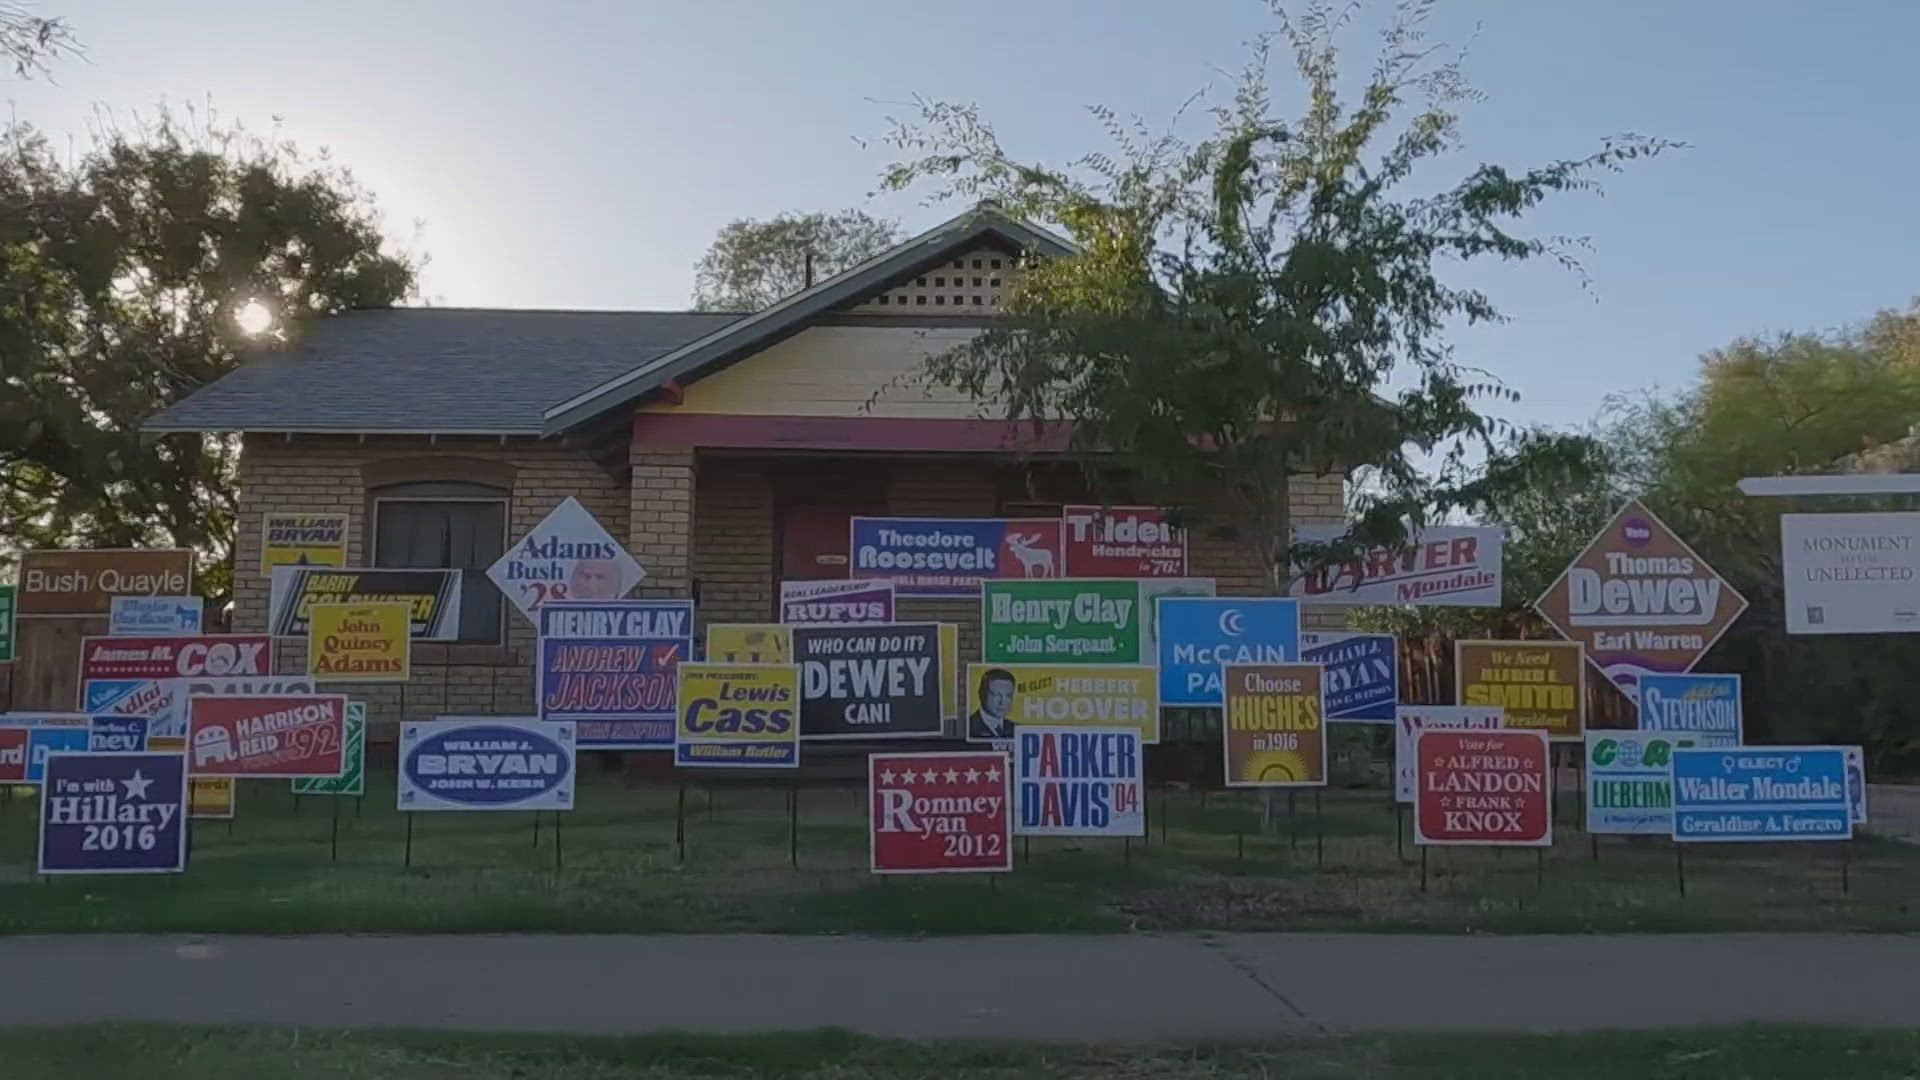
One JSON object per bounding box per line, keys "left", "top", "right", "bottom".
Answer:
{"left": 79, "top": 635, "right": 272, "bottom": 681}
{"left": 0, "top": 727, "right": 27, "bottom": 782}
{"left": 1061, "top": 506, "right": 1188, "bottom": 577}
{"left": 869, "top": 751, "right": 1012, "bottom": 873}
{"left": 1414, "top": 729, "right": 1551, "bottom": 847}
{"left": 188, "top": 694, "right": 346, "bottom": 778}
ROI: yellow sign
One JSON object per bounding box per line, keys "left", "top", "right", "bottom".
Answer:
{"left": 706, "top": 623, "right": 792, "bottom": 663}
{"left": 674, "top": 662, "right": 800, "bottom": 768}
{"left": 940, "top": 623, "right": 958, "bottom": 721}
{"left": 189, "top": 776, "right": 236, "bottom": 819}
{"left": 260, "top": 513, "right": 349, "bottom": 574}
{"left": 965, "top": 663, "right": 1160, "bottom": 743}
{"left": 1222, "top": 663, "right": 1326, "bottom": 787}
{"left": 308, "top": 601, "right": 411, "bottom": 682}
{"left": 1455, "top": 639, "right": 1585, "bottom": 740}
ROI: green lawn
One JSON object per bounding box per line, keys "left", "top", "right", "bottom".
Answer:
{"left": 5, "top": 1025, "right": 1920, "bottom": 1079}
{"left": 1, "top": 769, "right": 1914, "bottom": 935}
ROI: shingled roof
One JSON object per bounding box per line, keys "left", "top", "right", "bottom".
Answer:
{"left": 143, "top": 205, "right": 1072, "bottom": 438}
{"left": 143, "top": 308, "right": 744, "bottom": 436}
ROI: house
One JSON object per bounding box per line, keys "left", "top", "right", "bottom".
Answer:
{"left": 143, "top": 205, "right": 1347, "bottom": 735}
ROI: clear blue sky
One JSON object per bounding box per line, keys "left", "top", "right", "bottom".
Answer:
{"left": 9, "top": 0, "right": 1919, "bottom": 430}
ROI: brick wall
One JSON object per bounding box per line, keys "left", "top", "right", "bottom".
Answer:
{"left": 234, "top": 434, "right": 631, "bottom": 730}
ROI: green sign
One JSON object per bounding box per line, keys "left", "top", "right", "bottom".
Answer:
{"left": 0, "top": 583, "right": 13, "bottom": 662}
{"left": 982, "top": 579, "right": 1141, "bottom": 663}
{"left": 292, "top": 701, "right": 365, "bottom": 796}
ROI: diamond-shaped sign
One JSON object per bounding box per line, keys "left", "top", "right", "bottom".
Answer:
{"left": 487, "top": 497, "right": 645, "bottom": 620}
{"left": 1534, "top": 499, "right": 1747, "bottom": 702}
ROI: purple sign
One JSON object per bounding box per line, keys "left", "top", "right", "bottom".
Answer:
{"left": 779, "top": 580, "right": 896, "bottom": 624}
{"left": 38, "top": 751, "right": 188, "bottom": 874}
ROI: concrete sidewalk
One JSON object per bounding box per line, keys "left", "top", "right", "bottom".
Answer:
{"left": 3, "top": 932, "right": 1918, "bottom": 1041}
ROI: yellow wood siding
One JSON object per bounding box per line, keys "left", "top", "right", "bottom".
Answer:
{"left": 643, "top": 325, "right": 986, "bottom": 420}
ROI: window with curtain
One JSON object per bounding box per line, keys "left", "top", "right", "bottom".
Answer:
{"left": 371, "top": 481, "right": 509, "bottom": 644}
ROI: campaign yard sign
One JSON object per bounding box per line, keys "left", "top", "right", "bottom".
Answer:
{"left": 0, "top": 726, "right": 26, "bottom": 780}
{"left": 1637, "top": 673, "right": 1741, "bottom": 746}
{"left": 705, "top": 623, "right": 792, "bottom": 663}
{"left": 538, "top": 599, "right": 692, "bottom": 748}
{"left": 108, "top": 596, "right": 203, "bottom": 637}
{"left": 674, "top": 663, "right": 800, "bottom": 768}
{"left": 1780, "top": 512, "right": 1920, "bottom": 635}
{"left": 0, "top": 583, "right": 15, "bottom": 661}
{"left": 80, "top": 633, "right": 274, "bottom": 740}
{"left": 1223, "top": 663, "right": 1326, "bottom": 787}
{"left": 966, "top": 663, "right": 1159, "bottom": 743}
{"left": 291, "top": 701, "right": 367, "bottom": 796}
{"left": 1061, "top": 505, "right": 1188, "bottom": 577}
{"left": 1671, "top": 746, "right": 1852, "bottom": 843}
{"left": 1290, "top": 525, "right": 1503, "bottom": 607}
{"left": 399, "top": 719, "right": 576, "bottom": 811}
{"left": 260, "top": 512, "right": 348, "bottom": 574}
{"left": 794, "top": 623, "right": 943, "bottom": 739}
{"left": 1535, "top": 499, "right": 1747, "bottom": 699}
{"left": 38, "top": 751, "right": 187, "bottom": 875}
{"left": 188, "top": 694, "right": 347, "bottom": 778}
{"left": 1014, "top": 726, "right": 1143, "bottom": 837}
{"left": 981, "top": 579, "right": 1141, "bottom": 664}
{"left": 779, "top": 579, "right": 895, "bottom": 624}
{"left": 18, "top": 548, "right": 192, "bottom": 616}
{"left": 89, "top": 716, "right": 149, "bottom": 752}
{"left": 1586, "top": 731, "right": 1690, "bottom": 835}
{"left": 1394, "top": 706, "right": 1505, "bottom": 802}
{"left": 488, "top": 497, "right": 644, "bottom": 620}
{"left": 1156, "top": 596, "right": 1301, "bottom": 705}
{"left": 189, "top": 777, "right": 235, "bottom": 819}
{"left": 1302, "top": 632, "right": 1398, "bottom": 722}
{"left": 849, "top": 517, "right": 1062, "bottom": 597}
{"left": 1455, "top": 640, "right": 1585, "bottom": 741}
{"left": 268, "top": 566, "right": 463, "bottom": 641}
{"left": 870, "top": 750, "right": 1013, "bottom": 873}
{"left": 308, "top": 602, "right": 411, "bottom": 682}
{"left": 1414, "top": 729, "right": 1552, "bottom": 847}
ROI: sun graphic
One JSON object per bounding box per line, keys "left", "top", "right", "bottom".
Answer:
{"left": 1238, "top": 748, "right": 1311, "bottom": 784}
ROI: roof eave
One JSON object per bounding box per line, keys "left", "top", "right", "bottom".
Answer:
{"left": 539, "top": 208, "right": 1074, "bottom": 435}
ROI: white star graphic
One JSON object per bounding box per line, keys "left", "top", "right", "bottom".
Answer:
{"left": 121, "top": 770, "right": 153, "bottom": 801}
{"left": 879, "top": 769, "right": 896, "bottom": 785}
{"left": 984, "top": 767, "right": 1001, "bottom": 784}
{"left": 964, "top": 768, "right": 980, "bottom": 783}
{"left": 921, "top": 769, "right": 938, "bottom": 784}
{"left": 943, "top": 768, "right": 960, "bottom": 784}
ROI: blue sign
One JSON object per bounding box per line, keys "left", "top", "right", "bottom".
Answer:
{"left": 108, "top": 595, "right": 203, "bottom": 636}
{"left": 26, "top": 727, "right": 91, "bottom": 782}
{"left": 1671, "top": 746, "right": 1852, "bottom": 843}
{"left": 89, "top": 716, "right": 149, "bottom": 752}
{"left": 1302, "top": 632, "right": 1398, "bottom": 722}
{"left": 38, "top": 751, "right": 188, "bottom": 874}
{"left": 537, "top": 600, "right": 692, "bottom": 748}
{"left": 1638, "top": 673, "right": 1741, "bottom": 746}
{"left": 398, "top": 719, "right": 576, "bottom": 811}
{"left": 1156, "top": 597, "right": 1300, "bottom": 705}
{"left": 849, "top": 517, "right": 1061, "bottom": 597}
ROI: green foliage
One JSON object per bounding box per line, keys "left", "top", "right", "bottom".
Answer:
{"left": 691, "top": 209, "right": 901, "bottom": 311}
{"left": 1609, "top": 305, "right": 1920, "bottom": 762}
{"left": 0, "top": 108, "right": 416, "bottom": 608}
{"left": 878, "top": 1, "right": 1670, "bottom": 587}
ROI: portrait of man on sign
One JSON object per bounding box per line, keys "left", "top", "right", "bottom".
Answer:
{"left": 567, "top": 558, "right": 623, "bottom": 600}
{"left": 968, "top": 667, "right": 1017, "bottom": 741}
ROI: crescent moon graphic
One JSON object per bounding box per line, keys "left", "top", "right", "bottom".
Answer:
{"left": 1220, "top": 609, "right": 1245, "bottom": 636}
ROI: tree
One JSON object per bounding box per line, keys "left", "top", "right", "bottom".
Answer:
{"left": 0, "top": 109, "right": 417, "bottom": 609}
{"left": 878, "top": 2, "right": 1670, "bottom": 595}
{"left": 692, "top": 209, "right": 901, "bottom": 311}
{"left": 1, "top": 3, "right": 76, "bottom": 78}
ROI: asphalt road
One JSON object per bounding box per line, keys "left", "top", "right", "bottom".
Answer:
{"left": 4, "top": 932, "right": 1919, "bottom": 1040}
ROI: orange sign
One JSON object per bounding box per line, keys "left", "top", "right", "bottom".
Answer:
{"left": 17, "top": 549, "right": 193, "bottom": 616}
{"left": 1534, "top": 500, "right": 1747, "bottom": 698}
{"left": 1455, "top": 640, "right": 1584, "bottom": 741}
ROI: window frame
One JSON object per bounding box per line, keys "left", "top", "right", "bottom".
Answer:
{"left": 370, "top": 490, "right": 510, "bottom": 646}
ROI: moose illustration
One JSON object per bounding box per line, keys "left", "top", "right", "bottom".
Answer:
{"left": 1005, "top": 531, "right": 1055, "bottom": 578}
